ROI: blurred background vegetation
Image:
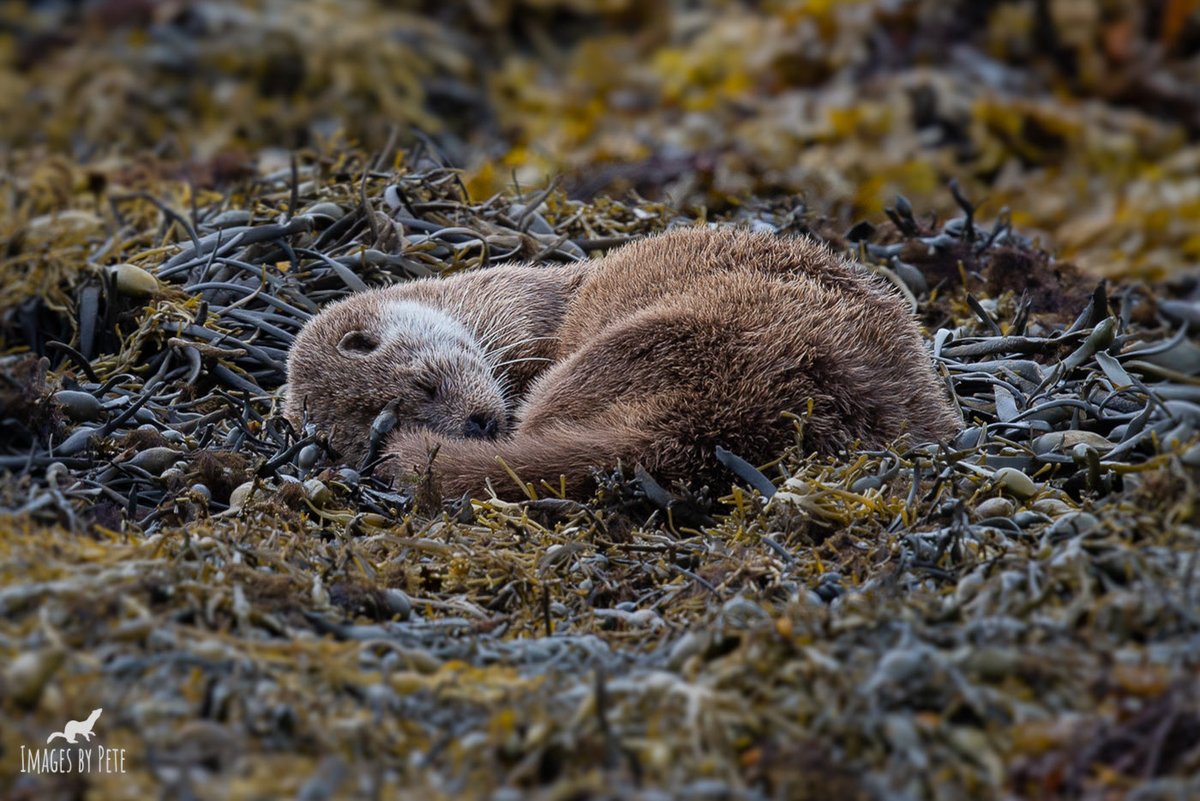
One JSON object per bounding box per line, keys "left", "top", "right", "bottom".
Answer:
{"left": 4, "top": 5, "right": 1200, "bottom": 799}
{"left": 3, "top": 0, "right": 1199, "bottom": 278}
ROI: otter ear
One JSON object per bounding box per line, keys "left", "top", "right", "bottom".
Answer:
{"left": 337, "top": 330, "right": 379, "bottom": 357}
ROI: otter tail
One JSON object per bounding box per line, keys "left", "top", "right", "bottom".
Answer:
{"left": 385, "top": 422, "right": 647, "bottom": 500}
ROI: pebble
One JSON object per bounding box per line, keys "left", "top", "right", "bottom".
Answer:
{"left": 126, "top": 446, "right": 182, "bottom": 473}
{"left": 1045, "top": 512, "right": 1100, "bottom": 539}
{"left": 55, "top": 425, "right": 99, "bottom": 456}
{"left": 954, "top": 427, "right": 985, "bottom": 449}
{"left": 963, "top": 646, "right": 1020, "bottom": 680}
{"left": 4, "top": 649, "right": 65, "bottom": 706}
{"left": 382, "top": 588, "right": 412, "bottom": 620}
{"left": 1032, "top": 498, "right": 1073, "bottom": 516}
{"left": 892, "top": 259, "right": 928, "bottom": 296}
{"left": 815, "top": 585, "right": 842, "bottom": 603}
{"left": 1012, "top": 511, "right": 1051, "bottom": 528}
{"left": 954, "top": 568, "right": 987, "bottom": 605}
{"left": 508, "top": 203, "right": 555, "bottom": 235}
{"left": 974, "top": 497, "right": 1014, "bottom": 519}
{"left": 666, "top": 631, "right": 707, "bottom": 669}
{"left": 111, "top": 263, "right": 160, "bottom": 297}
{"left": 1032, "top": 430, "right": 1114, "bottom": 455}
{"left": 1158, "top": 422, "right": 1196, "bottom": 451}
{"left": 302, "top": 201, "right": 347, "bottom": 220}
{"left": 801, "top": 589, "right": 827, "bottom": 607}
{"left": 52, "top": 390, "right": 105, "bottom": 422}
{"left": 304, "top": 478, "right": 332, "bottom": 507}
{"left": 872, "top": 646, "right": 930, "bottom": 686}
{"left": 993, "top": 467, "right": 1038, "bottom": 499}
{"left": 297, "top": 443, "right": 320, "bottom": 470}
{"left": 229, "top": 481, "right": 256, "bottom": 511}
{"left": 1183, "top": 443, "right": 1200, "bottom": 467}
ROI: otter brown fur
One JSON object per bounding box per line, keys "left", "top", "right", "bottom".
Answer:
{"left": 286, "top": 228, "right": 961, "bottom": 499}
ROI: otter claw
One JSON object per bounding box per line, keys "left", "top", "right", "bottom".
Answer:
{"left": 361, "top": 399, "right": 402, "bottom": 470}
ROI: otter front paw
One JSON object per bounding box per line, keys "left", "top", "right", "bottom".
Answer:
{"left": 379, "top": 429, "right": 447, "bottom": 482}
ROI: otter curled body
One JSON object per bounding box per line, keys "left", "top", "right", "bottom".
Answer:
{"left": 286, "top": 228, "right": 961, "bottom": 499}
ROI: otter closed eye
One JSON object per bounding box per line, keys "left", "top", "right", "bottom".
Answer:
{"left": 415, "top": 375, "right": 438, "bottom": 399}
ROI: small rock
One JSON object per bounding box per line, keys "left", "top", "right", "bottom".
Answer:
{"left": 4, "top": 649, "right": 65, "bottom": 706}
{"left": 892, "top": 259, "right": 928, "bottom": 296}
{"left": 55, "top": 425, "right": 99, "bottom": 456}
{"left": 666, "top": 631, "right": 707, "bottom": 669}
{"left": 126, "top": 446, "right": 182, "bottom": 474}
{"left": 229, "top": 481, "right": 256, "bottom": 511}
{"left": 993, "top": 467, "right": 1038, "bottom": 499}
{"left": 304, "top": 478, "right": 332, "bottom": 507}
{"left": 52, "top": 390, "right": 105, "bottom": 422}
{"left": 382, "top": 589, "right": 412, "bottom": 620}
{"left": 974, "top": 497, "right": 1015, "bottom": 519}
{"left": 301, "top": 201, "right": 347, "bottom": 221}
{"left": 1045, "top": 512, "right": 1099, "bottom": 539}
{"left": 1033, "top": 430, "right": 1114, "bottom": 455}
{"left": 508, "top": 203, "right": 556, "bottom": 235}
{"left": 111, "top": 263, "right": 160, "bottom": 297}
{"left": 964, "top": 646, "right": 1019, "bottom": 681}
{"left": 297, "top": 443, "right": 320, "bottom": 470}
{"left": 954, "top": 568, "right": 987, "bottom": 605}
{"left": 1032, "top": 498, "right": 1073, "bottom": 516}
{"left": 1158, "top": 422, "right": 1196, "bottom": 451}
{"left": 1012, "top": 510, "right": 1051, "bottom": 528}
{"left": 954, "top": 427, "right": 984, "bottom": 449}
{"left": 871, "top": 647, "right": 930, "bottom": 687}
{"left": 1183, "top": 443, "right": 1200, "bottom": 467}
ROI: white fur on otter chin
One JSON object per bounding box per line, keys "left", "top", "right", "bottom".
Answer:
{"left": 381, "top": 299, "right": 479, "bottom": 354}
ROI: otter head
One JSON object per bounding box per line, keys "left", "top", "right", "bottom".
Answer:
{"left": 285, "top": 295, "right": 508, "bottom": 464}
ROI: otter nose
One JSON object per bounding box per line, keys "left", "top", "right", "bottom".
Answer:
{"left": 463, "top": 413, "right": 500, "bottom": 439}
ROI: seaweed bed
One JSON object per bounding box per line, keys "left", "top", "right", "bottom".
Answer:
{"left": 3, "top": 159, "right": 1200, "bottom": 801}
{"left": 3, "top": 2, "right": 1200, "bottom": 800}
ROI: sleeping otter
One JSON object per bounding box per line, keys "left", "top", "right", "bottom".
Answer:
{"left": 285, "top": 228, "right": 961, "bottom": 499}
